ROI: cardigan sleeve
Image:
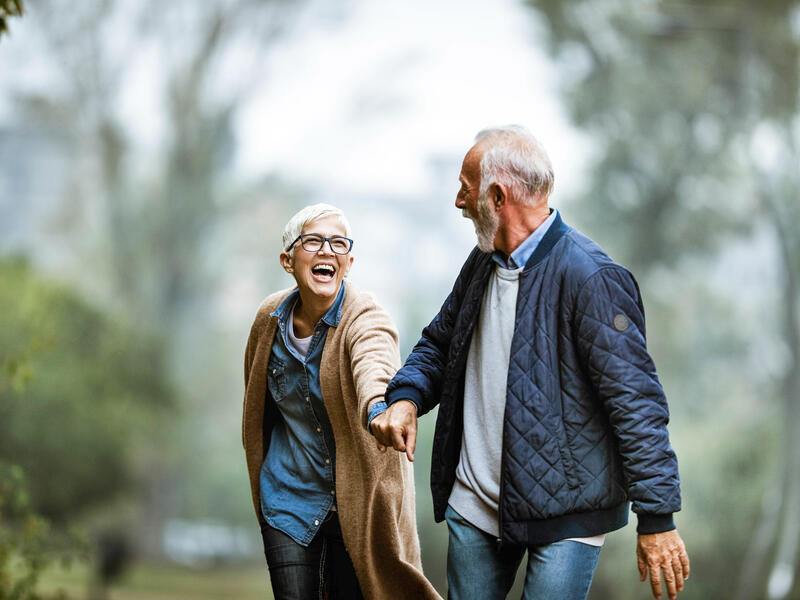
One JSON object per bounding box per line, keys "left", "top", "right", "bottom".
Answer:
{"left": 574, "top": 266, "right": 681, "bottom": 533}
{"left": 345, "top": 299, "right": 402, "bottom": 431}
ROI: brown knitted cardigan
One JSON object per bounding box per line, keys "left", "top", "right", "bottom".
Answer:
{"left": 242, "top": 283, "right": 441, "bottom": 600}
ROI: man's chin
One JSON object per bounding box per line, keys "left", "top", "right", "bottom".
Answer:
{"left": 476, "top": 237, "right": 495, "bottom": 253}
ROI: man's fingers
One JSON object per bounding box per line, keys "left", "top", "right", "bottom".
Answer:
{"left": 390, "top": 428, "right": 407, "bottom": 452}
{"left": 405, "top": 423, "right": 417, "bottom": 462}
{"left": 672, "top": 556, "right": 685, "bottom": 592}
{"left": 371, "top": 419, "right": 388, "bottom": 446}
{"left": 662, "top": 564, "right": 678, "bottom": 600}
{"left": 637, "top": 548, "right": 647, "bottom": 581}
{"left": 680, "top": 547, "right": 691, "bottom": 580}
{"left": 649, "top": 564, "right": 662, "bottom": 600}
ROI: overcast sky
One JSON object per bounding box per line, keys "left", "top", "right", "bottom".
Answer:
{"left": 0, "top": 0, "right": 588, "bottom": 199}
{"left": 233, "top": 0, "right": 590, "bottom": 199}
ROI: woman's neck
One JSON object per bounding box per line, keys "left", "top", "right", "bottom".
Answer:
{"left": 292, "top": 287, "right": 338, "bottom": 338}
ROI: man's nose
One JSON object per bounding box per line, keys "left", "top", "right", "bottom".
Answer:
{"left": 455, "top": 194, "right": 465, "bottom": 209}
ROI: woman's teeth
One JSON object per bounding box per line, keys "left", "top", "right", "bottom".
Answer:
{"left": 312, "top": 265, "right": 335, "bottom": 279}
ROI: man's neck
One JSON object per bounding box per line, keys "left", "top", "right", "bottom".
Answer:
{"left": 495, "top": 204, "right": 551, "bottom": 257}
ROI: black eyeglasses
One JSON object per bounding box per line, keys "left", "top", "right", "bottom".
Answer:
{"left": 286, "top": 234, "right": 354, "bottom": 255}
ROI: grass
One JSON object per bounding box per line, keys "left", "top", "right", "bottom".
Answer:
{"left": 38, "top": 560, "right": 271, "bottom": 600}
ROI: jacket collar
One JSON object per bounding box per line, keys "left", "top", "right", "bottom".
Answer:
{"left": 523, "top": 210, "right": 568, "bottom": 271}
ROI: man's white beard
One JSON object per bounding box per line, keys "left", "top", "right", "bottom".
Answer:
{"left": 470, "top": 193, "right": 498, "bottom": 253}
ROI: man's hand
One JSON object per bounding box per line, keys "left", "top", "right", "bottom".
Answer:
{"left": 370, "top": 400, "right": 418, "bottom": 462}
{"left": 637, "top": 529, "right": 690, "bottom": 600}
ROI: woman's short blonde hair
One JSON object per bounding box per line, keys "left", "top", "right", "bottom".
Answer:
{"left": 282, "top": 203, "right": 352, "bottom": 254}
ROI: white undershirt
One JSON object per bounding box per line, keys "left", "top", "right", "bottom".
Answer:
{"left": 288, "top": 313, "right": 313, "bottom": 357}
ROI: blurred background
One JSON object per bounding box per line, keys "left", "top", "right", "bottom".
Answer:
{"left": 0, "top": 0, "right": 798, "bottom": 598}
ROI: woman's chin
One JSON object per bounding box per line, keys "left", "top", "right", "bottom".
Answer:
{"left": 299, "top": 277, "right": 339, "bottom": 299}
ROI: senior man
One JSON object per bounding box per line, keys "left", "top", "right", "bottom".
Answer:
{"left": 371, "top": 125, "right": 690, "bottom": 600}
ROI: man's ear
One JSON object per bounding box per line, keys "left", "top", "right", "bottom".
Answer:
{"left": 280, "top": 252, "right": 294, "bottom": 273}
{"left": 490, "top": 182, "right": 507, "bottom": 210}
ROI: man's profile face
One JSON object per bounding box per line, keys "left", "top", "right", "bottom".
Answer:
{"left": 456, "top": 143, "right": 499, "bottom": 253}
{"left": 456, "top": 145, "right": 481, "bottom": 220}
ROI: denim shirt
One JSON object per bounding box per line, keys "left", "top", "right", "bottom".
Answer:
{"left": 259, "top": 283, "right": 345, "bottom": 546}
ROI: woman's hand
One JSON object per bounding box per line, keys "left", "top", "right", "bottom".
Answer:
{"left": 371, "top": 400, "right": 418, "bottom": 462}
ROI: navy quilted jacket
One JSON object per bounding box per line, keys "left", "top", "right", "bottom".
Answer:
{"left": 386, "top": 212, "right": 681, "bottom": 546}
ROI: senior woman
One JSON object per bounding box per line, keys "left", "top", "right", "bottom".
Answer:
{"left": 242, "top": 204, "right": 440, "bottom": 600}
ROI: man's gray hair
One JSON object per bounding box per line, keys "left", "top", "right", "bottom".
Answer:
{"left": 282, "top": 203, "right": 352, "bottom": 253}
{"left": 474, "top": 125, "right": 554, "bottom": 204}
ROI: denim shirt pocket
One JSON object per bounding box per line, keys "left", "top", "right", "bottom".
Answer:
{"left": 267, "top": 355, "right": 287, "bottom": 402}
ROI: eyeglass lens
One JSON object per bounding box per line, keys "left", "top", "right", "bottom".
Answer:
{"left": 301, "top": 235, "right": 351, "bottom": 254}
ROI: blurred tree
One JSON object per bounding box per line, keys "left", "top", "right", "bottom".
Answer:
{"left": 526, "top": 1, "right": 800, "bottom": 598}
{"left": 0, "top": 0, "right": 22, "bottom": 39}
{"left": 0, "top": 257, "right": 171, "bottom": 521}
{"left": 0, "top": 462, "right": 85, "bottom": 600}
{"left": 25, "top": 0, "right": 308, "bottom": 337}
{"left": 6, "top": 0, "right": 337, "bottom": 555}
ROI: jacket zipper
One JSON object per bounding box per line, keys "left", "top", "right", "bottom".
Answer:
{"left": 497, "top": 430, "right": 505, "bottom": 551}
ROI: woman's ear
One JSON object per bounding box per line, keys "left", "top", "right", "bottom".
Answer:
{"left": 280, "top": 252, "right": 294, "bottom": 274}
{"left": 342, "top": 255, "right": 354, "bottom": 277}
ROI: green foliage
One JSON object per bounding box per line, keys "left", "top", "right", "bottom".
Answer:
{"left": 0, "top": 462, "right": 85, "bottom": 600}
{"left": 0, "top": 257, "right": 172, "bottom": 523}
{"left": 0, "top": 0, "right": 23, "bottom": 39}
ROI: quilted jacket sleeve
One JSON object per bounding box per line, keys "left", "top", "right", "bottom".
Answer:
{"left": 385, "top": 248, "right": 482, "bottom": 416}
{"left": 574, "top": 266, "right": 681, "bottom": 534}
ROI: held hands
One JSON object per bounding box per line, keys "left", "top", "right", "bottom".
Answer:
{"left": 637, "top": 529, "right": 690, "bottom": 600}
{"left": 371, "top": 400, "right": 418, "bottom": 462}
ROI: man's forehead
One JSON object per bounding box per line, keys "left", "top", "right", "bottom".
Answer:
{"left": 461, "top": 144, "right": 483, "bottom": 179}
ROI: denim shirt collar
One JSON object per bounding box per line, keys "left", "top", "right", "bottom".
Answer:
{"left": 492, "top": 208, "right": 558, "bottom": 269}
{"left": 270, "top": 281, "right": 347, "bottom": 329}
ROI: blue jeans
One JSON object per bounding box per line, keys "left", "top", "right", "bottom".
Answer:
{"left": 445, "top": 505, "right": 601, "bottom": 600}
{"left": 261, "top": 512, "right": 364, "bottom": 600}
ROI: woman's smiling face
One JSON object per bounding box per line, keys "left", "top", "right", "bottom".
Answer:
{"left": 280, "top": 215, "right": 353, "bottom": 302}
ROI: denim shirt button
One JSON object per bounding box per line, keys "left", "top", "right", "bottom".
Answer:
{"left": 314, "top": 519, "right": 320, "bottom": 526}
{"left": 325, "top": 458, "right": 330, "bottom": 464}
{"left": 316, "top": 427, "right": 321, "bottom": 433}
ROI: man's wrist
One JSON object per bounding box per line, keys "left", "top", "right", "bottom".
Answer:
{"left": 636, "top": 513, "right": 676, "bottom": 534}
{"left": 386, "top": 385, "right": 422, "bottom": 414}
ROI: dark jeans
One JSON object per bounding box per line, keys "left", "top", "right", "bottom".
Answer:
{"left": 260, "top": 512, "right": 364, "bottom": 600}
